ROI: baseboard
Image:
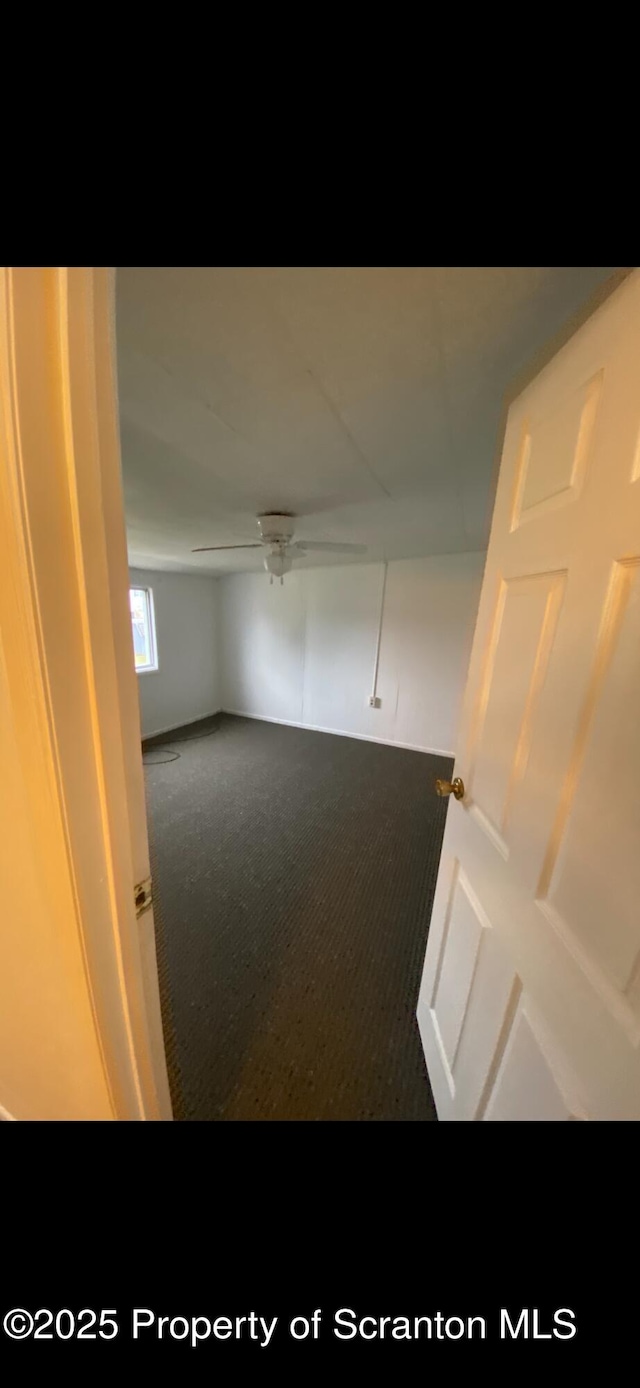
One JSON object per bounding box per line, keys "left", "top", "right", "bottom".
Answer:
{"left": 141, "top": 709, "right": 222, "bottom": 743}
{"left": 221, "top": 709, "right": 454, "bottom": 759}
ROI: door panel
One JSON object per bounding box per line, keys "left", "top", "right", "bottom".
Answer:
{"left": 483, "top": 1002, "right": 583, "bottom": 1122}
{"left": 470, "top": 570, "right": 566, "bottom": 845}
{"left": 512, "top": 369, "right": 602, "bottom": 526}
{"left": 426, "top": 859, "right": 520, "bottom": 1119}
{"left": 418, "top": 269, "right": 640, "bottom": 1120}
{"left": 542, "top": 559, "right": 640, "bottom": 992}
{"left": 430, "top": 867, "right": 486, "bottom": 1072}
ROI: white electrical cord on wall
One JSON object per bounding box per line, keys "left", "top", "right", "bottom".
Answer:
{"left": 370, "top": 560, "right": 388, "bottom": 705}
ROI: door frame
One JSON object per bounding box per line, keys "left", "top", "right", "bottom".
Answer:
{"left": 0, "top": 266, "right": 172, "bottom": 1120}
{"left": 3, "top": 265, "right": 630, "bottom": 1121}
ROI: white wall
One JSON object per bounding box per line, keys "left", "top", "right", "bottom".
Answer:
{"left": 129, "top": 567, "right": 220, "bottom": 738}
{"left": 219, "top": 553, "right": 485, "bottom": 755}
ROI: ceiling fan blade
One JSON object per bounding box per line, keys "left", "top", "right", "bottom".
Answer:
{"left": 191, "top": 544, "right": 263, "bottom": 552}
{"left": 293, "top": 540, "right": 367, "bottom": 554}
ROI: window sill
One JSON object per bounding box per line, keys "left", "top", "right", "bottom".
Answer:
{"left": 136, "top": 665, "right": 160, "bottom": 676}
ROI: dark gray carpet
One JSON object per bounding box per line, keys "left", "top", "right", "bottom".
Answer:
{"left": 143, "top": 713, "right": 452, "bottom": 1121}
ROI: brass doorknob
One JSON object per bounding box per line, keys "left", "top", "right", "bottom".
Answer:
{"left": 435, "top": 776, "right": 465, "bottom": 800}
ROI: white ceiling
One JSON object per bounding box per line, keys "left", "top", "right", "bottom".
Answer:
{"left": 116, "top": 267, "right": 620, "bottom": 574}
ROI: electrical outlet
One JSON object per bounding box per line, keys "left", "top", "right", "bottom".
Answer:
{"left": 368, "top": 695, "right": 382, "bottom": 709}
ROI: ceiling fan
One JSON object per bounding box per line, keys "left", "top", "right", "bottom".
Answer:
{"left": 192, "top": 513, "right": 367, "bottom": 583}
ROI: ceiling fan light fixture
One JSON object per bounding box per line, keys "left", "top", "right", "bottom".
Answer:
{"left": 264, "top": 549, "right": 293, "bottom": 584}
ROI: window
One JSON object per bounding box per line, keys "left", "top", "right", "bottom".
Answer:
{"left": 129, "top": 587, "right": 158, "bottom": 673}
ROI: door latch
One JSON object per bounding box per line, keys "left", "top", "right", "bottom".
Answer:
{"left": 134, "top": 876, "right": 153, "bottom": 918}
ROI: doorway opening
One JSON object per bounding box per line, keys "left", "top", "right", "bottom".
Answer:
{"left": 115, "top": 266, "right": 624, "bottom": 1121}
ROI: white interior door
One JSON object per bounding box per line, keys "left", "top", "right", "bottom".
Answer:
{"left": 418, "top": 268, "right": 640, "bottom": 1121}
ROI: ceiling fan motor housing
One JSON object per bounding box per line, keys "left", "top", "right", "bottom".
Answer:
{"left": 257, "top": 513, "right": 295, "bottom": 545}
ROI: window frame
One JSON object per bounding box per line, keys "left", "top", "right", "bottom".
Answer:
{"left": 129, "top": 585, "right": 159, "bottom": 675}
